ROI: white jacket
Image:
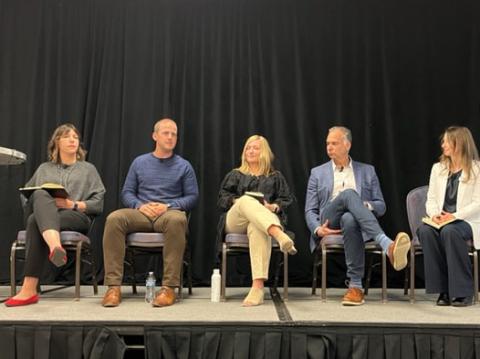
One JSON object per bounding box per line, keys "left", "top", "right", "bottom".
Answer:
{"left": 426, "top": 161, "right": 480, "bottom": 249}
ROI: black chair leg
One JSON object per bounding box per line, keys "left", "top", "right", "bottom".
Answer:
{"left": 312, "top": 248, "right": 320, "bottom": 295}
{"left": 125, "top": 248, "right": 137, "bottom": 295}
{"left": 364, "top": 253, "right": 374, "bottom": 296}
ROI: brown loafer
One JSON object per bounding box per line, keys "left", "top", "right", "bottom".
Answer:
{"left": 341, "top": 287, "right": 365, "bottom": 306}
{"left": 102, "top": 287, "right": 122, "bottom": 307}
{"left": 152, "top": 286, "right": 176, "bottom": 307}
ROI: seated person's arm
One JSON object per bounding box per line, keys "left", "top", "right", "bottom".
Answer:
{"left": 305, "top": 171, "right": 321, "bottom": 237}
{"left": 121, "top": 161, "right": 142, "bottom": 209}
{"left": 268, "top": 172, "right": 293, "bottom": 213}
{"left": 364, "top": 169, "right": 386, "bottom": 217}
{"left": 217, "top": 171, "right": 240, "bottom": 211}
{"left": 79, "top": 166, "right": 106, "bottom": 215}
{"left": 426, "top": 164, "right": 442, "bottom": 219}
{"left": 452, "top": 165, "right": 480, "bottom": 221}
{"left": 168, "top": 163, "right": 199, "bottom": 211}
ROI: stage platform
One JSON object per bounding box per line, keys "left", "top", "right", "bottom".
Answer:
{"left": 1, "top": 286, "right": 480, "bottom": 358}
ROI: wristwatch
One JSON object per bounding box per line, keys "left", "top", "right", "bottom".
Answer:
{"left": 73, "top": 202, "right": 78, "bottom": 211}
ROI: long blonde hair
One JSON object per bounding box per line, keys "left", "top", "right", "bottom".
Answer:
{"left": 47, "top": 123, "right": 86, "bottom": 164}
{"left": 237, "top": 135, "right": 275, "bottom": 176}
{"left": 439, "top": 126, "right": 479, "bottom": 182}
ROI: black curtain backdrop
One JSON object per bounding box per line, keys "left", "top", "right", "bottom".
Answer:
{"left": 0, "top": 0, "right": 479, "bottom": 287}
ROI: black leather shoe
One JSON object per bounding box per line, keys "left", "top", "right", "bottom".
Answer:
{"left": 451, "top": 297, "right": 472, "bottom": 307}
{"left": 436, "top": 293, "right": 450, "bottom": 306}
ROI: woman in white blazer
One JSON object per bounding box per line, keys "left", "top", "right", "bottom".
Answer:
{"left": 418, "top": 126, "right": 480, "bottom": 307}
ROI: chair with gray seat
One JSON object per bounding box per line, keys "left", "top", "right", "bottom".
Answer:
{"left": 125, "top": 231, "right": 193, "bottom": 299}
{"left": 220, "top": 232, "right": 290, "bottom": 301}
{"left": 10, "top": 228, "right": 98, "bottom": 300}
{"left": 406, "top": 185, "right": 478, "bottom": 303}
{"left": 311, "top": 234, "right": 387, "bottom": 303}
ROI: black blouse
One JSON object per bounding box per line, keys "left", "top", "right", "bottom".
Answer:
{"left": 217, "top": 169, "right": 294, "bottom": 224}
{"left": 442, "top": 170, "right": 462, "bottom": 213}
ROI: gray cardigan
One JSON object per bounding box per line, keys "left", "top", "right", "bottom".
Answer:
{"left": 26, "top": 161, "right": 106, "bottom": 215}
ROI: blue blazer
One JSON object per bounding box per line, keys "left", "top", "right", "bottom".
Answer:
{"left": 305, "top": 160, "right": 386, "bottom": 252}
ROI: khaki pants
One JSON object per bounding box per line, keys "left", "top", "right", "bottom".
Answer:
{"left": 103, "top": 208, "right": 187, "bottom": 287}
{"left": 225, "top": 195, "right": 282, "bottom": 280}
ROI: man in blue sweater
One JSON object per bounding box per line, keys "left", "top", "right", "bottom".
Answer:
{"left": 102, "top": 118, "right": 199, "bottom": 307}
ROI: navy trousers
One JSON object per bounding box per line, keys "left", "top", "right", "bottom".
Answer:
{"left": 321, "top": 189, "right": 385, "bottom": 285}
{"left": 418, "top": 221, "right": 473, "bottom": 298}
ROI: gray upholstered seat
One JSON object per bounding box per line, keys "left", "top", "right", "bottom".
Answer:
{"left": 127, "top": 232, "right": 165, "bottom": 247}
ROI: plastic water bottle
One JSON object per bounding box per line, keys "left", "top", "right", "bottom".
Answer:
{"left": 145, "top": 272, "right": 156, "bottom": 304}
{"left": 211, "top": 269, "right": 221, "bottom": 302}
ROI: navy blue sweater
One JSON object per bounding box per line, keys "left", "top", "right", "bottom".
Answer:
{"left": 121, "top": 153, "right": 199, "bottom": 211}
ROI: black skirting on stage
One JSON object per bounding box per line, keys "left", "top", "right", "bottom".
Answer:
{"left": 1, "top": 323, "right": 480, "bottom": 359}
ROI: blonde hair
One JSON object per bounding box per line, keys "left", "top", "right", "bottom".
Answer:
{"left": 47, "top": 123, "right": 86, "bottom": 164}
{"left": 153, "top": 118, "right": 176, "bottom": 132}
{"left": 237, "top": 135, "right": 275, "bottom": 176}
{"left": 439, "top": 126, "right": 479, "bottom": 182}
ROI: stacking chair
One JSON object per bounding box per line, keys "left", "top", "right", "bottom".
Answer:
{"left": 124, "top": 232, "right": 193, "bottom": 299}
{"left": 311, "top": 234, "right": 388, "bottom": 303}
{"left": 220, "top": 231, "right": 291, "bottom": 301}
{"left": 406, "top": 185, "right": 478, "bottom": 303}
{"left": 124, "top": 212, "right": 193, "bottom": 299}
{"left": 10, "top": 228, "right": 98, "bottom": 300}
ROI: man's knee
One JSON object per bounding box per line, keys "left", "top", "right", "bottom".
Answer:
{"left": 164, "top": 211, "right": 188, "bottom": 232}
{"left": 105, "top": 209, "right": 130, "bottom": 228}
{"left": 340, "top": 212, "right": 358, "bottom": 230}
{"left": 103, "top": 210, "right": 133, "bottom": 246}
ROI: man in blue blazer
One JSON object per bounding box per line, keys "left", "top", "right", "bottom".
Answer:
{"left": 305, "top": 126, "right": 411, "bottom": 305}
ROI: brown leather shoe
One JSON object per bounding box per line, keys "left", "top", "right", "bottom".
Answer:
{"left": 387, "top": 232, "right": 411, "bottom": 271}
{"left": 102, "top": 287, "right": 122, "bottom": 307}
{"left": 341, "top": 287, "right": 365, "bottom": 306}
{"left": 152, "top": 286, "right": 176, "bottom": 307}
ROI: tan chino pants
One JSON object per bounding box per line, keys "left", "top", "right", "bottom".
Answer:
{"left": 225, "top": 195, "right": 283, "bottom": 280}
{"left": 103, "top": 208, "right": 187, "bottom": 287}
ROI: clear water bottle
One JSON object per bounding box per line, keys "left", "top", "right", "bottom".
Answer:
{"left": 145, "top": 271, "right": 156, "bottom": 304}
{"left": 211, "top": 268, "right": 221, "bottom": 302}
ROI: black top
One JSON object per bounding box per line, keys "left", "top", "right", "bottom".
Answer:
{"left": 442, "top": 170, "right": 462, "bottom": 213}
{"left": 215, "top": 169, "right": 294, "bottom": 254}
{"left": 217, "top": 169, "right": 293, "bottom": 220}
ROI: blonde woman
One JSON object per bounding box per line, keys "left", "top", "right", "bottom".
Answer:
{"left": 418, "top": 126, "right": 480, "bottom": 307}
{"left": 5, "top": 123, "right": 105, "bottom": 307}
{"left": 217, "top": 135, "right": 296, "bottom": 306}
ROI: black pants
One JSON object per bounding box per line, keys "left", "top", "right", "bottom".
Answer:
{"left": 24, "top": 190, "right": 90, "bottom": 277}
{"left": 417, "top": 221, "right": 473, "bottom": 298}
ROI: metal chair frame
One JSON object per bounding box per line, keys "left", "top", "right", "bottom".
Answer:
{"left": 220, "top": 232, "right": 291, "bottom": 302}
{"left": 10, "top": 229, "right": 98, "bottom": 300}
{"left": 125, "top": 236, "right": 193, "bottom": 299}
{"left": 312, "top": 235, "right": 388, "bottom": 303}
{"left": 124, "top": 212, "right": 193, "bottom": 299}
